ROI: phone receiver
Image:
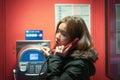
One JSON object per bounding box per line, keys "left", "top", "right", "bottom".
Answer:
{"left": 51, "top": 38, "right": 79, "bottom": 53}
{"left": 64, "top": 37, "right": 79, "bottom": 50}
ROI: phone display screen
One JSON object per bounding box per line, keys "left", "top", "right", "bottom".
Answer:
{"left": 30, "top": 54, "right": 38, "bottom": 60}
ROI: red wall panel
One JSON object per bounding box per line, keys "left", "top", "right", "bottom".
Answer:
{"left": 0, "top": 0, "right": 5, "bottom": 79}
{"left": 0, "top": 0, "right": 3, "bottom": 79}
{"left": 0, "top": 0, "right": 110, "bottom": 80}
{"left": 91, "top": 0, "right": 109, "bottom": 80}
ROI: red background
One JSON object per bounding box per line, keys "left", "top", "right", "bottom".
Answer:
{"left": 0, "top": 0, "right": 118, "bottom": 80}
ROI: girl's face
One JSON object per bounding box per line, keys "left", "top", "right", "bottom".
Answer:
{"left": 56, "top": 23, "right": 71, "bottom": 46}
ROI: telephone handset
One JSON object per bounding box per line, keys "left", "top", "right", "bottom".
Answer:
{"left": 64, "top": 37, "right": 79, "bottom": 51}
{"left": 51, "top": 38, "right": 79, "bottom": 53}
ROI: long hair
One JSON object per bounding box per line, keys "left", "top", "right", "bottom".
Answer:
{"left": 56, "top": 16, "right": 93, "bottom": 51}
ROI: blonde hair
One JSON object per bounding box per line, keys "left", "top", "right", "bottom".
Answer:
{"left": 56, "top": 16, "right": 93, "bottom": 51}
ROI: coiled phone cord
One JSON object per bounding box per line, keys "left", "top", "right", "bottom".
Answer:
{"left": 13, "top": 69, "right": 17, "bottom": 80}
{"left": 37, "top": 48, "right": 55, "bottom": 80}
{"left": 37, "top": 56, "right": 50, "bottom": 80}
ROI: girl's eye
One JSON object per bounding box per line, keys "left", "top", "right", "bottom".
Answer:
{"left": 61, "top": 32, "right": 66, "bottom": 36}
{"left": 56, "top": 29, "right": 68, "bottom": 37}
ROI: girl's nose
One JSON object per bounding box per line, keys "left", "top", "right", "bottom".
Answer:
{"left": 56, "top": 33, "right": 60, "bottom": 39}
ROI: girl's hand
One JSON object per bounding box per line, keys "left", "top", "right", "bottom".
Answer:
{"left": 54, "top": 45, "right": 71, "bottom": 57}
{"left": 41, "top": 47, "right": 51, "bottom": 57}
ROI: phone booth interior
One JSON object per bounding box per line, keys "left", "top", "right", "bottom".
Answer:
{"left": 15, "top": 40, "right": 50, "bottom": 80}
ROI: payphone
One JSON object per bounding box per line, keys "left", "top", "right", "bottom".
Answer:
{"left": 15, "top": 40, "right": 50, "bottom": 80}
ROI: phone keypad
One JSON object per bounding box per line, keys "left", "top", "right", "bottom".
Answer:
{"left": 29, "top": 65, "right": 34, "bottom": 73}
{"left": 28, "top": 62, "right": 42, "bottom": 74}
{"left": 35, "top": 65, "right": 41, "bottom": 73}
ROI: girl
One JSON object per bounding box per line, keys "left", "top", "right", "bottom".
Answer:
{"left": 41, "top": 16, "right": 98, "bottom": 80}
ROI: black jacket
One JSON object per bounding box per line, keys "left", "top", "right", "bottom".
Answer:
{"left": 46, "top": 49, "right": 98, "bottom": 80}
